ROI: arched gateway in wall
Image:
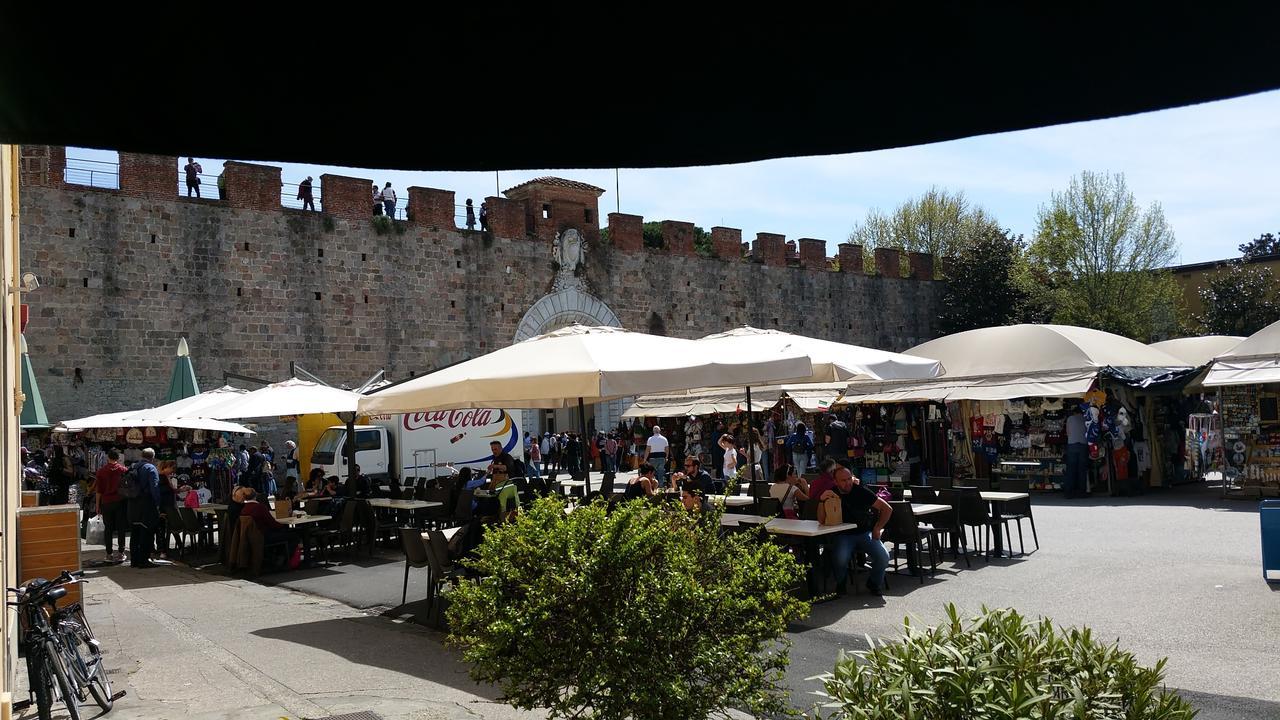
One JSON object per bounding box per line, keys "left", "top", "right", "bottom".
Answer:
{"left": 513, "top": 284, "right": 627, "bottom": 438}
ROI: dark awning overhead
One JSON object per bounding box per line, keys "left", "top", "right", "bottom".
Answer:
{"left": 2, "top": 7, "right": 1278, "bottom": 171}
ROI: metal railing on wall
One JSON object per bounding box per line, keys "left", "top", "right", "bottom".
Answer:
{"left": 63, "top": 157, "right": 120, "bottom": 189}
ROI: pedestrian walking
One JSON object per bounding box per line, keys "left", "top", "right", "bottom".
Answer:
{"left": 184, "top": 157, "right": 203, "bottom": 198}
{"left": 465, "top": 198, "right": 476, "bottom": 230}
{"left": 372, "top": 183, "right": 383, "bottom": 216}
{"left": 128, "top": 448, "right": 162, "bottom": 568}
{"left": 298, "top": 176, "right": 315, "bottom": 211}
{"left": 479, "top": 201, "right": 489, "bottom": 231}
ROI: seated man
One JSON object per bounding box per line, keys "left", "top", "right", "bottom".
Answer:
{"left": 820, "top": 466, "right": 892, "bottom": 596}
{"left": 672, "top": 456, "right": 715, "bottom": 496}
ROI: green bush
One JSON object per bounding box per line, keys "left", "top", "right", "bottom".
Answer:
{"left": 371, "top": 214, "right": 393, "bottom": 235}
{"left": 447, "top": 495, "right": 810, "bottom": 720}
{"left": 815, "top": 604, "right": 1196, "bottom": 720}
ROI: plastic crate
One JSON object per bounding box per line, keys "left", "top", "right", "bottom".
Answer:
{"left": 1262, "top": 500, "right": 1280, "bottom": 583}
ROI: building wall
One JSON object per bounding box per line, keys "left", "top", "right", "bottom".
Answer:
{"left": 17, "top": 148, "right": 944, "bottom": 426}
{"left": 1169, "top": 254, "right": 1280, "bottom": 320}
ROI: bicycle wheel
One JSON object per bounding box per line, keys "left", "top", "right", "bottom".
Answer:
{"left": 25, "top": 646, "right": 54, "bottom": 720}
{"left": 43, "top": 640, "right": 81, "bottom": 720}
{"left": 58, "top": 619, "right": 112, "bottom": 711}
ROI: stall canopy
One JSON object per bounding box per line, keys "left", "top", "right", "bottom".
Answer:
{"left": 1203, "top": 319, "right": 1280, "bottom": 387}
{"left": 1149, "top": 336, "right": 1244, "bottom": 368}
{"left": 18, "top": 335, "right": 49, "bottom": 429}
{"left": 844, "top": 325, "right": 1191, "bottom": 402}
{"left": 621, "top": 383, "right": 850, "bottom": 418}
{"left": 58, "top": 411, "right": 254, "bottom": 435}
{"left": 358, "top": 325, "right": 813, "bottom": 414}
{"left": 164, "top": 337, "right": 200, "bottom": 404}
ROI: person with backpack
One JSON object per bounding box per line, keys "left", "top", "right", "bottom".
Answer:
{"left": 787, "top": 422, "right": 814, "bottom": 474}
{"left": 126, "top": 448, "right": 162, "bottom": 568}
{"left": 94, "top": 449, "right": 128, "bottom": 562}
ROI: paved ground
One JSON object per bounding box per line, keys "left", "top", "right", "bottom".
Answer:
{"left": 28, "top": 483, "right": 1279, "bottom": 719}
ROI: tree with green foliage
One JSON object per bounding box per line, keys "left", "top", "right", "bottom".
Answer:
{"left": 848, "top": 187, "right": 1000, "bottom": 274}
{"left": 1192, "top": 259, "right": 1280, "bottom": 337}
{"left": 642, "top": 221, "right": 713, "bottom": 255}
{"left": 938, "top": 226, "right": 1031, "bottom": 334}
{"left": 816, "top": 604, "right": 1196, "bottom": 720}
{"left": 1238, "top": 231, "right": 1279, "bottom": 259}
{"left": 447, "top": 496, "right": 809, "bottom": 720}
{"left": 1027, "top": 171, "right": 1182, "bottom": 342}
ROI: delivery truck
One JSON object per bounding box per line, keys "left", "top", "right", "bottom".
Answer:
{"left": 309, "top": 408, "right": 523, "bottom": 483}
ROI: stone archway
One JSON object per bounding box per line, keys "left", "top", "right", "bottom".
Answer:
{"left": 514, "top": 287, "right": 626, "bottom": 437}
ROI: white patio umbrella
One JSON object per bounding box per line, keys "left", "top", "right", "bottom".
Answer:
{"left": 697, "top": 326, "right": 944, "bottom": 382}
{"left": 360, "top": 325, "right": 814, "bottom": 491}
{"left": 691, "top": 327, "right": 945, "bottom": 484}
{"left": 197, "top": 378, "right": 362, "bottom": 420}
{"left": 57, "top": 410, "right": 254, "bottom": 435}
{"left": 119, "top": 385, "right": 250, "bottom": 425}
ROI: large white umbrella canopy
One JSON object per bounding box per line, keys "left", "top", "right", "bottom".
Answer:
{"left": 197, "top": 378, "right": 362, "bottom": 420}
{"left": 359, "top": 325, "right": 814, "bottom": 415}
{"left": 1148, "top": 336, "right": 1244, "bottom": 368}
{"left": 58, "top": 410, "right": 254, "bottom": 434}
{"left": 119, "top": 385, "right": 250, "bottom": 425}
{"left": 1203, "top": 319, "right": 1280, "bottom": 387}
{"left": 905, "top": 324, "right": 1189, "bottom": 377}
{"left": 697, "top": 326, "right": 943, "bottom": 382}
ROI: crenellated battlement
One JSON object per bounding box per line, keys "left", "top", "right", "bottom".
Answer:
{"left": 23, "top": 146, "right": 938, "bottom": 281}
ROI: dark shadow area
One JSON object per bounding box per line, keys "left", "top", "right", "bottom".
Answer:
{"left": 90, "top": 560, "right": 228, "bottom": 592}
{"left": 250, "top": 617, "right": 502, "bottom": 702}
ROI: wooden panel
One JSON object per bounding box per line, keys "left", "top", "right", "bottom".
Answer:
{"left": 17, "top": 512, "right": 78, "bottom": 530}
{"left": 17, "top": 526, "right": 79, "bottom": 544}
{"left": 21, "top": 491, "right": 40, "bottom": 507}
{"left": 19, "top": 551, "right": 79, "bottom": 572}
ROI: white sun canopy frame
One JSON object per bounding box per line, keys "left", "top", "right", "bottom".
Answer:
{"left": 359, "top": 325, "right": 814, "bottom": 414}
{"left": 1203, "top": 319, "right": 1280, "bottom": 387}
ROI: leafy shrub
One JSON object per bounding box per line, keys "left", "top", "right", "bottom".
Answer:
{"left": 448, "top": 495, "right": 810, "bottom": 720}
{"left": 371, "top": 214, "right": 393, "bottom": 235}
{"left": 816, "top": 604, "right": 1196, "bottom": 720}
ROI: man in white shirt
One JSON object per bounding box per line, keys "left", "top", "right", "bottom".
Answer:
{"left": 382, "top": 182, "right": 397, "bottom": 218}
{"left": 643, "top": 426, "right": 670, "bottom": 488}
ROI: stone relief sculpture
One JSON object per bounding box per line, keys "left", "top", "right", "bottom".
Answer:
{"left": 552, "top": 228, "right": 586, "bottom": 291}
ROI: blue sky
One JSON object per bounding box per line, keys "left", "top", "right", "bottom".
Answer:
{"left": 68, "top": 90, "right": 1280, "bottom": 265}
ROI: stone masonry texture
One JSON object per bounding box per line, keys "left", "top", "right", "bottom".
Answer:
{"left": 19, "top": 149, "right": 943, "bottom": 424}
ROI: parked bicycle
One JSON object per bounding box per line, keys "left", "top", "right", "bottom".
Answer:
{"left": 9, "top": 569, "right": 117, "bottom": 719}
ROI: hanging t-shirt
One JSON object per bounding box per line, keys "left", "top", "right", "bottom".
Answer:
{"left": 970, "top": 416, "right": 986, "bottom": 439}
{"left": 1112, "top": 447, "right": 1131, "bottom": 480}
{"left": 1133, "top": 441, "right": 1152, "bottom": 473}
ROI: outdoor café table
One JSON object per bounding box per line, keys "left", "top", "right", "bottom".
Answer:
{"left": 366, "top": 498, "right": 440, "bottom": 510}
{"left": 904, "top": 489, "right": 1030, "bottom": 556}
{"left": 194, "top": 504, "right": 228, "bottom": 513}
{"left": 719, "top": 512, "right": 769, "bottom": 527}
{"left": 708, "top": 495, "right": 756, "bottom": 508}
{"left": 556, "top": 479, "right": 587, "bottom": 498}
{"left": 277, "top": 514, "right": 332, "bottom": 566}
{"left": 910, "top": 503, "right": 951, "bottom": 517}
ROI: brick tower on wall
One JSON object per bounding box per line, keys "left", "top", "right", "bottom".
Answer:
{"left": 503, "top": 178, "right": 605, "bottom": 244}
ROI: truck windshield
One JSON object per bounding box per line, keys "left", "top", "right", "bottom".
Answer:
{"left": 312, "top": 429, "right": 343, "bottom": 465}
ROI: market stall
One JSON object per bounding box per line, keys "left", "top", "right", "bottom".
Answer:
{"left": 842, "top": 325, "right": 1191, "bottom": 493}
{"left": 1201, "top": 320, "right": 1280, "bottom": 497}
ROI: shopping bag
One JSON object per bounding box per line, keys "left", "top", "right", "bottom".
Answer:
{"left": 287, "top": 544, "right": 303, "bottom": 570}
{"left": 86, "top": 514, "right": 106, "bottom": 546}
{"left": 274, "top": 498, "right": 293, "bottom": 519}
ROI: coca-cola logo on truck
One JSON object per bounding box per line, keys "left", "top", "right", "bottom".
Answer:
{"left": 402, "top": 409, "right": 498, "bottom": 432}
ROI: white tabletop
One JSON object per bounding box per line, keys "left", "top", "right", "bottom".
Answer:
{"left": 904, "top": 489, "right": 1029, "bottom": 503}
{"left": 557, "top": 479, "right": 587, "bottom": 488}
{"left": 366, "top": 498, "right": 441, "bottom": 510}
{"left": 764, "top": 518, "right": 859, "bottom": 537}
{"left": 708, "top": 495, "right": 755, "bottom": 507}
{"left": 911, "top": 503, "right": 951, "bottom": 516}
{"left": 194, "top": 504, "right": 228, "bottom": 514}
{"left": 278, "top": 514, "right": 332, "bottom": 526}
{"left": 720, "top": 512, "right": 769, "bottom": 527}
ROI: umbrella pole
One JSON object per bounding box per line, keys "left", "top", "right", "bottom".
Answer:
{"left": 746, "top": 386, "right": 757, "bottom": 489}
{"left": 578, "top": 397, "right": 590, "bottom": 494}
{"left": 345, "top": 417, "right": 357, "bottom": 497}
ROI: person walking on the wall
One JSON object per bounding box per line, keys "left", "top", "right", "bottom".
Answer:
{"left": 298, "top": 176, "right": 315, "bottom": 211}
{"left": 382, "top": 182, "right": 397, "bottom": 218}
{"left": 479, "top": 201, "right": 489, "bottom": 231}
{"left": 465, "top": 198, "right": 476, "bottom": 230}
{"left": 372, "top": 183, "right": 383, "bottom": 216}
{"left": 184, "top": 157, "right": 203, "bottom": 198}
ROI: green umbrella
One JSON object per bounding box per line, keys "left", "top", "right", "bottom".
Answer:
{"left": 165, "top": 337, "right": 201, "bottom": 403}
{"left": 19, "top": 334, "right": 50, "bottom": 429}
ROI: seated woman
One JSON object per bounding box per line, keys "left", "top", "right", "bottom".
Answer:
{"left": 769, "top": 464, "right": 810, "bottom": 519}
{"left": 624, "top": 463, "right": 659, "bottom": 499}
{"left": 296, "top": 468, "right": 328, "bottom": 500}
{"left": 237, "top": 487, "right": 299, "bottom": 563}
